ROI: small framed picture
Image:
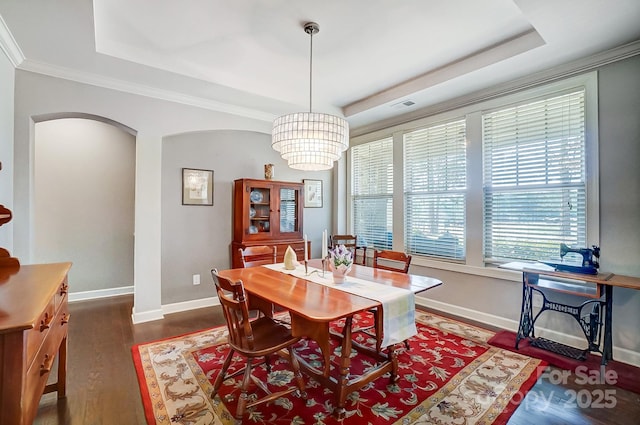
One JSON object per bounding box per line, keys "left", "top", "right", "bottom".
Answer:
{"left": 182, "top": 168, "right": 213, "bottom": 206}
{"left": 303, "top": 179, "right": 323, "bottom": 208}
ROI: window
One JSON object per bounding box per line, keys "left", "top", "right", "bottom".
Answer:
{"left": 351, "top": 137, "right": 393, "bottom": 250}
{"left": 483, "top": 89, "right": 587, "bottom": 262}
{"left": 348, "top": 73, "right": 597, "bottom": 276}
{"left": 404, "top": 119, "right": 466, "bottom": 260}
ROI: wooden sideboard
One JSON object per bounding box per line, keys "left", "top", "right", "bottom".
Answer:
{"left": 0, "top": 262, "right": 72, "bottom": 425}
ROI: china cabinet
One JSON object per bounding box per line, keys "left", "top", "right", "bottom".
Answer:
{"left": 231, "top": 178, "right": 308, "bottom": 268}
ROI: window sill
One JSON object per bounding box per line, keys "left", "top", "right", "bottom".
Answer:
{"left": 411, "top": 256, "right": 522, "bottom": 282}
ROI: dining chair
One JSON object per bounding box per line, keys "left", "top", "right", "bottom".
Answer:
{"left": 368, "top": 250, "right": 413, "bottom": 350}
{"left": 373, "top": 249, "right": 412, "bottom": 273}
{"left": 210, "top": 269, "right": 306, "bottom": 422}
{"left": 239, "top": 245, "right": 277, "bottom": 268}
{"left": 240, "top": 245, "right": 282, "bottom": 318}
{"left": 330, "top": 234, "right": 366, "bottom": 265}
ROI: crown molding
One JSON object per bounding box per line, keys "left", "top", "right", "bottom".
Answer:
{"left": 350, "top": 39, "right": 640, "bottom": 137}
{"left": 17, "top": 59, "right": 276, "bottom": 123}
{"left": 0, "top": 15, "right": 25, "bottom": 67}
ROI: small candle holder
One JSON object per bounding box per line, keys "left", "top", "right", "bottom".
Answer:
{"left": 304, "top": 259, "right": 321, "bottom": 277}
{"left": 321, "top": 256, "right": 330, "bottom": 278}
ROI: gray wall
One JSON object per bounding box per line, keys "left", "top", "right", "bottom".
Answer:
{"left": 412, "top": 55, "right": 640, "bottom": 359}
{"left": 11, "top": 70, "right": 273, "bottom": 320}
{"left": 33, "top": 118, "right": 135, "bottom": 292}
{"left": 9, "top": 69, "right": 333, "bottom": 318}
{"left": 0, "top": 50, "right": 14, "bottom": 250}
{"left": 161, "top": 130, "right": 331, "bottom": 305}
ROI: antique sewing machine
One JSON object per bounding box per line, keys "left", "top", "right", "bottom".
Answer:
{"left": 544, "top": 243, "right": 600, "bottom": 275}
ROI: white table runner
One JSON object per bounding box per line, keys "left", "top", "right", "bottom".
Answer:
{"left": 264, "top": 263, "right": 416, "bottom": 347}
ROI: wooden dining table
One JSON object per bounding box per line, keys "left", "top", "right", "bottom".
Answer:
{"left": 217, "top": 259, "right": 442, "bottom": 416}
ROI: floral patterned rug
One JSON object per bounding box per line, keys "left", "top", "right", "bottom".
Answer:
{"left": 132, "top": 311, "right": 546, "bottom": 425}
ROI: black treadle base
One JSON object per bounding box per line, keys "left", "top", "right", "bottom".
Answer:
{"left": 530, "top": 337, "right": 587, "bottom": 360}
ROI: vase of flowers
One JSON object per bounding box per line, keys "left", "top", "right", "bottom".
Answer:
{"left": 329, "top": 244, "right": 353, "bottom": 283}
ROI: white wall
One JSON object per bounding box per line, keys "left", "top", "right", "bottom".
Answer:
{"left": 161, "top": 130, "right": 331, "bottom": 305}
{"left": 34, "top": 118, "right": 135, "bottom": 292}
{"left": 0, "top": 49, "right": 14, "bottom": 250}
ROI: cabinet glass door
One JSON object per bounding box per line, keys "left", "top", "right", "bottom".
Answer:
{"left": 248, "top": 185, "right": 271, "bottom": 235}
{"left": 279, "top": 187, "right": 299, "bottom": 234}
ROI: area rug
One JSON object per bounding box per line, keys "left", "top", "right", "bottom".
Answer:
{"left": 488, "top": 330, "right": 640, "bottom": 394}
{"left": 132, "top": 312, "right": 546, "bottom": 425}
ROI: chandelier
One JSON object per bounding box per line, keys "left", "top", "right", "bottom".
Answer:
{"left": 272, "top": 22, "right": 349, "bottom": 171}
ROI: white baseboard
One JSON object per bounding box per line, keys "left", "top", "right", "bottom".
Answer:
{"left": 131, "top": 308, "right": 164, "bottom": 324}
{"left": 66, "top": 286, "right": 220, "bottom": 323}
{"left": 162, "top": 297, "right": 220, "bottom": 315}
{"left": 68, "top": 285, "right": 134, "bottom": 302}
{"left": 417, "top": 297, "right": 640, "bottom": 367}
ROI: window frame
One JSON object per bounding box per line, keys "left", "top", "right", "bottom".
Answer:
{"left": 347, "top": 72, "right": 598, "bottom": 281}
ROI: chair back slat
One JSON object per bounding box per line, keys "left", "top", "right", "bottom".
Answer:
{"left": 373, "top": 250, "right": 412, "bottom": 273}
{"left": 211, "top": 269, "right": 254, "bottom": 350}
{"left": 239, "top": 245, "right": 277, "bottom": 268}
{"left": 331, "top": 234, "right": 357, "bottom": 251}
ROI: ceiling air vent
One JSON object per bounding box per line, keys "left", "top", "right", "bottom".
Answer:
{"left": 390, "top": 100, "right": 416, "bottom": 110}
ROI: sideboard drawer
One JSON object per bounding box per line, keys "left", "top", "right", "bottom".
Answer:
{"left": 273, "top": 241, "right": 306, "bottom": 263}
{"left": 54, "top": 277, "right": 69, "bottom": 311}
{"left": 24, "top": 307, "right": 67, "bottom": 421}
{"left": 231, "top": 240, "right": 310, "bottom": 268}
{"left": 25, "top": 297, "right": 56, "bottom": 368}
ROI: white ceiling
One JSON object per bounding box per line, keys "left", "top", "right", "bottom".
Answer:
{"left": 1, "top": 0, "right": 639, "bottom": 132}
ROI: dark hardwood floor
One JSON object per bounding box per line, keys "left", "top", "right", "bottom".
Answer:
{"left": 34, "top": 295, "right": 639, "bottom": 424}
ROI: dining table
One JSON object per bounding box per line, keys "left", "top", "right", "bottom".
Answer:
{"left": 217, "top": 258, "right": 442, "bottom": 416}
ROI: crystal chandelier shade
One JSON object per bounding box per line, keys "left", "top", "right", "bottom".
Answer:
{"left": 272, "top": 22, "right": 349, "bottom": 171}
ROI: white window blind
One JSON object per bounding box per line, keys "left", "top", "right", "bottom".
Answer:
{"left": 483, "top": 89, "right": 586, "bottom": 262}
{"left": 351, "top": 137, "right": 393, "bottom": 250}
{"left": 404, "top": 119, "right": 466, "bottom": 259}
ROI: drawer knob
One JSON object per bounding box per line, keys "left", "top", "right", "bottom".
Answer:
{"left": 61, "top": 313, "right": 70, "bottom": 325}
{"left": 40, "top": 354, "right": 53, "bottom": 375}
{"left": 60, "top": 283, "right": 68, "bottom": 295}
{"left": 40, "top": 312, "right": 52, "bottom": 332}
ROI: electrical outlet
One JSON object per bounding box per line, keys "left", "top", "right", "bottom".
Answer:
{"left": 193, "top": 274, "right": 200, "bottom": 285}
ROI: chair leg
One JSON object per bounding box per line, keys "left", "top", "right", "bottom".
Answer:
{"left": 264, "top": 355, "right": 271, "bottom": 373}
{"left": 236, "top": 358, "right": 254, "bottom": 421}
{"left": 287, "top": 348, "right": 306, "bottom": 397}
{"left": 211, "top": 349, "right": 235, "bottom": 398}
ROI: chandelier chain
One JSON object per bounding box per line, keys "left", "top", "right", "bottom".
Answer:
{"left": 309, "top": 28, "right": 313, "bottom": 113}
{"left": 304, "top": 22, "right": 319, "bottom": 113}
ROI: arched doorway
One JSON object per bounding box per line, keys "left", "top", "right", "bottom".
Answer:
{"left": 33, "top": 116, "right": 136, "bottom": 296}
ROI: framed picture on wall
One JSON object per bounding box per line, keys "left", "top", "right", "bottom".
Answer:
{"left": 182, "top": 168, "right": 214, "bottom": 206}
{"left": 303, "top": 179, "right": 323, "bottom": 208}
